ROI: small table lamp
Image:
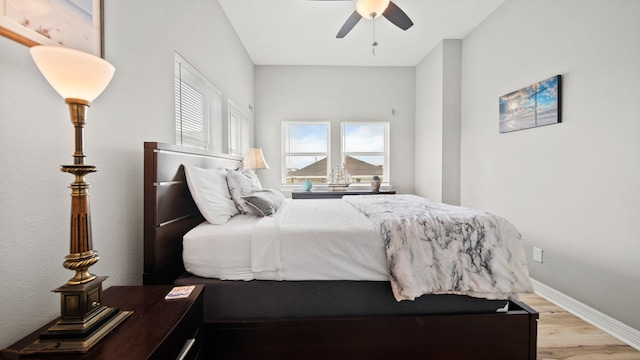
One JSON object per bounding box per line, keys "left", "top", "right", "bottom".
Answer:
{"left": 22, "top": 45, "right": 132, "bottom": 354}
{"left": 243, "top": 147, "right": 270, "bottom": 172}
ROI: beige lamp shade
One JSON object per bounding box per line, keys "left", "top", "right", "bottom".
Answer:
{"left": 356, "top": 0, "right": 390, "bottom": 18}
{"left": 244, "top": 148, "right": 269, "bottom": 170}
{"left": 30, "top": 45, "right": 115, "bottom": 102}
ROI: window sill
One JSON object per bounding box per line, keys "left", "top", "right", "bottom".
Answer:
{"left": 280, "top": 183, "right": 392, "bottom": 193}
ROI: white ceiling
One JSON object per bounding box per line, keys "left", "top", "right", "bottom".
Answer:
{"left": 218, "top": 0, "right": 505, "bottom": 67}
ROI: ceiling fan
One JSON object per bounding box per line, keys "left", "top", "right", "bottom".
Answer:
{"left": 313, "top": 0, "right": 414, "bottom": 38}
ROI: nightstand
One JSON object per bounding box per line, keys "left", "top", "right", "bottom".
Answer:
{"left": 1, "top": 285, "right": 204, "bottom": 360}
{"left": 292, "top": 189, "right": 396, "bottom": 199}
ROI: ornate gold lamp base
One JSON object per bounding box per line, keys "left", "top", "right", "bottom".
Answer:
{"left": 20, "top": 277, "right": 132, "bottom": 354}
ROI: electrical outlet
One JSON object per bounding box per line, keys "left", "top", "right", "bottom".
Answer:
{"left": 533, "top": 247, "right": 543, "bottom": 263}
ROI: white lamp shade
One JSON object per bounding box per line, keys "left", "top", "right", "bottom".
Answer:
{"left": 244, "top": 148, "right": 269, "bottom": 170}
{"left": 30, "top": 45, "right": 115, "bottom": 102}
{"left": 356, "top": 0, "right": 390, "bottom": 18}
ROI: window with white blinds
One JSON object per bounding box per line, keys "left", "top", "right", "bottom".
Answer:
{"left": 175, "top": 53, "right": 222, "bottom": 152}
{"left": 227, "top": 100, "right": 249, "bottom": 157}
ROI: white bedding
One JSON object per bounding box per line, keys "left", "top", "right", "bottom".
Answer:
{"left": 183, "top": 214, "right": 256, "bottom": 280}
{"left": 183, "top": 195, "right": 532, "bottom": 302}
{"left": 183, "top": 198, "right": 389, "bottom": 281}
{"left": 251, "top": 198, "right": 388, "bottom": 281}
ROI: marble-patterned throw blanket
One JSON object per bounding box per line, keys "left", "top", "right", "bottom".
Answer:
{"left": 343, "top": 195, "right": 534, "bottom": 301}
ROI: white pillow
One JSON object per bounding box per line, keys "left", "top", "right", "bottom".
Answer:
{"left": 240, "top": 167, "right": 263, "bottom": 189}
{"left": 183, "top": 164, "right": 239, "bottom": 225}
{"left": 226, "top": 168, "right": 263, "bottom": 215}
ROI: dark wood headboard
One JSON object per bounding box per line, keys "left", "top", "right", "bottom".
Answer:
{"left": 143, "top": 142, "right": 243, "bottom": 285}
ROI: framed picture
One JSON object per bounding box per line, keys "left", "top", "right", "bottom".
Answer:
{"left": 499, "top": 75, "right": 562, "bottom": 133}
{"left": 0, "top": 0, "right": 103, "bottom": 56}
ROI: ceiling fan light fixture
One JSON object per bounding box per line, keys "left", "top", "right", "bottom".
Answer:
{"left": 356, "top": 0, "right": 390, "bottom": 19}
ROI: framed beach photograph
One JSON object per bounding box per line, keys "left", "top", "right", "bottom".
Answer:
{"left": 499, "top": 75, "right": 562, "bottom": 133}
{"left": 0, "top": 0, "right": 103, "bottom": 56}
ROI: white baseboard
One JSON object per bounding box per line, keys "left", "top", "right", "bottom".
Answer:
{"left": 531, "top": 279, "right": 640, "bottom": 351}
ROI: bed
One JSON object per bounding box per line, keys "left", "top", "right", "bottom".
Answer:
{"left": 143, "top": 142, "right": 539, "bottom": 359}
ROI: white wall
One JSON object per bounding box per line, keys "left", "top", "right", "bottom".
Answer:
{"left": 415, "top": 43, "right": 444, "bottom": 201}
{"left": 460, "top": 0, "right": 640, "bottom": 331}
{"left": 0, "top": 0, "right": 253, "bottom": 348}
{"left": 415, "top": 39, "right": 462, "bottom": 204}
{"left": 254, "top": 65, "right": 416, "bottom": 194}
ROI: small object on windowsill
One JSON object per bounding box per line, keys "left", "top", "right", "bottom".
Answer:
{"left": 165, "top": 285, "right": 195, "bottom": 300}
{"left": 301, "top": 178, "right": 313, "bottom": 191}
{"left": 370, "top": 176, "right": 381, "bottom": 192}
{"left": 328, "top": 166, "right": 352, "bottom": 191}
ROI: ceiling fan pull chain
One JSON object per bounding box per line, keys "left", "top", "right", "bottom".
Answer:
{"left": 372, "top": 17, "right": 379, "bottom": 56}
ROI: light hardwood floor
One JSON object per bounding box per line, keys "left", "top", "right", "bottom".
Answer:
{"left": 520, "top": 293, "right": 640, "bottom": 359}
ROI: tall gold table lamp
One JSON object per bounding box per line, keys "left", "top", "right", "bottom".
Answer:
{"left": 21, "top": 45, "right": 132, "bottom": 355}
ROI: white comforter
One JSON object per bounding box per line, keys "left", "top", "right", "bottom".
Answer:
{"left": 185, "top": 195, "right": 533, "bottom": 302}
{"left": 251, "top": 198, "right": 389, "bottom": 281}
{"left": 183, "top": 198, "right": 388, "bottom": 281}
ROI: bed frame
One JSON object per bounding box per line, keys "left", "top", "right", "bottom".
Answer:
{"left": 143, "top": 142, "right": 539, "bottom": 359}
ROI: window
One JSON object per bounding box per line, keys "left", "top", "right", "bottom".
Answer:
{"left": 228, "top": 100, "right": 249, "bottom": 157}
{"left": 175, "top": 52, "right": 222, "bottom": 152}
{"left": 282, "top": 122, "right": 330, "bottom": 185}
{"left": 281, "top": 121, "right": 390, "bottom": 186}
{"left": 341, "top": 122, "right": 390, "bottom": 183}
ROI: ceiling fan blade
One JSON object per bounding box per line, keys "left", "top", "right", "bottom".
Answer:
{"left": 336, "top": 10, "right": 362, "bottom": 38}
{"left": 382, "top": 1, "right": 413, "bottom": 31}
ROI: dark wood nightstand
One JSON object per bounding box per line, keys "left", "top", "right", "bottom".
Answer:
{"left": 292, "top": 189, "right": 397, "bottom": 199}
{"left": 1, "top": 285, "right": 204, "bottom": 360}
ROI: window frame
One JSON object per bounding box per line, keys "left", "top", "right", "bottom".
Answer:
{"left": 227, "top": 100, "right": 249, "bottom": 157}
{"left": 340, "top": 121, "right": 390, "bottom": 185}
{"left": 281, "top": 121, "right": 331, "bottom": 186}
